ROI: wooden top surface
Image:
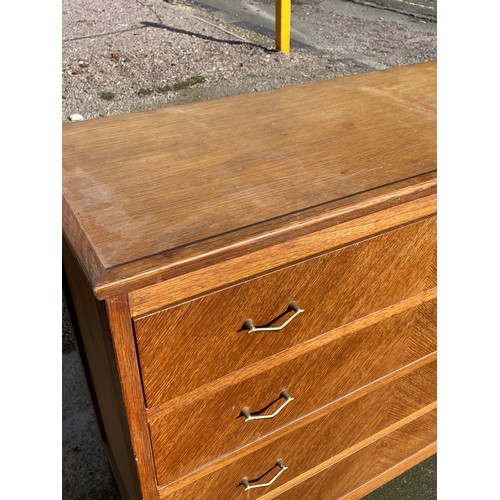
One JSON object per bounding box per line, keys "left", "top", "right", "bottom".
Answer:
{"left": 63, "top": 61, "right": 436, "bottom": 298}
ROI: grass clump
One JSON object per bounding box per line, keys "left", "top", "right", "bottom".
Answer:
{"left": 173, "top": 75, "right": 206, "bottom": 90}
{"left": 100, "top": 91, "right": 115, "bottom": 100}
{"left": 155, "top": 84, "right": 172, "bottom": 94}
{"left": 137, "top": 76, "right": 206, "bottom": 98}
{"left": 137, "top": 88, "right": 154, "bottom": 97}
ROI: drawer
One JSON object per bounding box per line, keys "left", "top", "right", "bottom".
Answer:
{"left": 269, "top": 409, "right": 437, "bottom": 499}
{"left": 149, "top": 298, "right": 436, "bottom": 484}
{"left": 135, "top": 216, "right": 436, "bottom": 407}
{"left": 157, "top": 359, "right": 436, "bottom": 492}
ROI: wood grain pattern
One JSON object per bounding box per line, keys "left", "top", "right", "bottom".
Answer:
{"left": 338, "top": 443, "right": 436, "bottom": 500}
{"left": 100, "top": 175, "right": 435, "bottom": 301}
{"left": 267, "top": 410, "right": 437, "bottom": 500}
{"left": 146, "top": 289, "right": 435, "bottom": 419}
{"left": 128, "top": 191, "right": 436, "bottom": 316}
{"left": 62, "top": 62, "right": 437, "bottom": 500}
{"left": 157, "top": 360, "right": 436, "bottom": 494}
{"left": 62, "top": 241, "right": 143, "bottom": 500}
{"left": 154, "top": 353, "right": 435, "bottom": 495}
{"left": 148, "top": 298, "right": 435, "bottom": 483}
{"left": 134, "top": 216, "right": 436, "bottom": 407}
{"left": 105, "top": 295, "right": 159, "bottom": 499}
{"left": 62, "top": 61, "right": 436, "bottom": 299}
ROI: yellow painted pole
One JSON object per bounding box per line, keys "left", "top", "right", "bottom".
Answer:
{"left": 276, "top": 0, "right": 291, "bottom": 54}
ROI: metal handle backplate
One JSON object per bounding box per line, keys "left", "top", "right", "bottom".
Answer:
{"left": 243, "top": 301, "right": 304, "bottom": 333}
{"left": 240, "top": 460, "right": 287, "bottom": 491}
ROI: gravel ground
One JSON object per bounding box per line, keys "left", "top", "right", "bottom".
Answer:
{"left": 62, "top": 0, "right": 436, "bottom": 120}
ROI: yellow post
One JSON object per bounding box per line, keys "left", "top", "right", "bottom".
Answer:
{"left": 276, "top": 0, "right": 291, "bottom": 54}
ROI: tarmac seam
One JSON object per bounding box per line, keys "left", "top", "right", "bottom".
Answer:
{"left": 348, "top": 0, "right": 436, "bottom": 22}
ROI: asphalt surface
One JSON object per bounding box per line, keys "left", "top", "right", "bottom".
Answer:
{"left": 62, "top": 0, "right": 437, "bottom": 498}
{"left": 190, "top": 0, "right": 436, "bottom": 47}
{"left": 349, "top": 0, "right": 436, "bottom": 21}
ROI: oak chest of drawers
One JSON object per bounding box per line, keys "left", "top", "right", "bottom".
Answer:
{"left": 63, "top": 61, "right": 437, "bottom": 499}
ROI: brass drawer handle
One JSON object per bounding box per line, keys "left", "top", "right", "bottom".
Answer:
{"left": 240, "top": 460, "right": 288, "bottom": 491}
{"left": 241, "top": 390, "right": 294, "bottom": 422}
{"left": 243, "top": 301, "right": 304, "bottom": 333}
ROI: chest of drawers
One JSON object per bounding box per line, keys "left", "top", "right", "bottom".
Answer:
{"left": 63, "top": 60, "right": 437, "bottom": 499}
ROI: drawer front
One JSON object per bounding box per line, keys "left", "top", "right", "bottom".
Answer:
{"left": 150, "top": 298, "right": 436, "bottom": 484}
{"left": 270, "top": 409, "right": 437, "bottom": 500}
{"left": 135, "top": 217, "right": 436, "bottom": 407}
{"left": 157, "top": 359, "right": 436, "bottom": 492}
